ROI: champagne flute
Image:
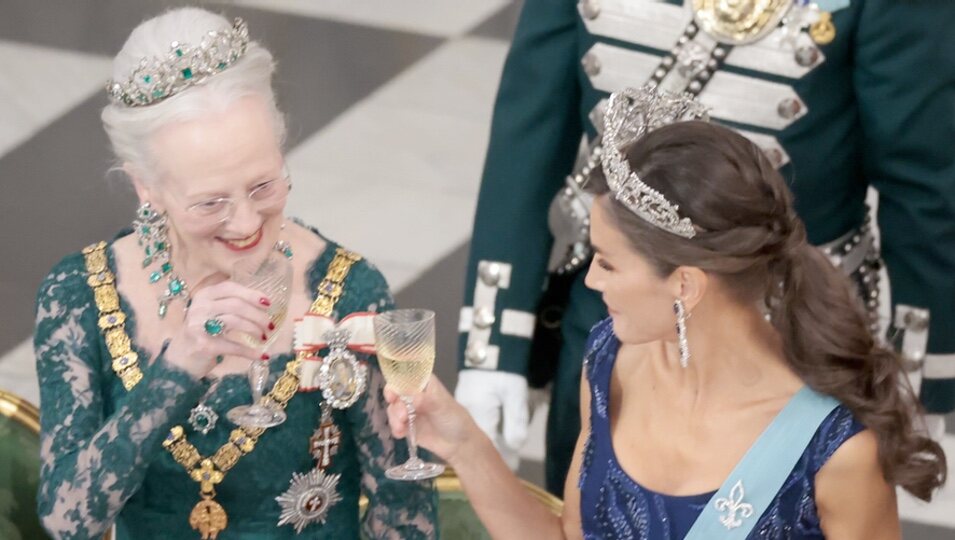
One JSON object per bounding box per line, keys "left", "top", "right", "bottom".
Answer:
{"left": 373, "top": 309, "right": 445, "bottom": 480}
{"left": 226, "top": 251, "right": 292, "bottom": 428}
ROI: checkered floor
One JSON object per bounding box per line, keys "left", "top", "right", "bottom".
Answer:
{"left": 0, "top": 1, "right": 951, "bottom": 537}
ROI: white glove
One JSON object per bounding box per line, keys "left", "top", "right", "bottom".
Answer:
{"left": 924, "top": 413, "right": 947, "bottom": 442}
{"left": 455, "top": 370, "right": 530, "bottom": 471}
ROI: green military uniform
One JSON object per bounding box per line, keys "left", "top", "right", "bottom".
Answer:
{"left": 460, "top": 0, "right": 955, "bottom": 493}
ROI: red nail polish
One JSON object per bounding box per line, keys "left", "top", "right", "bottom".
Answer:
{"left": 261, "top": 333, "right": 267, "bottom": 341}
{"left": 261, "top": 353, "right": 270, "bottom": 361}
{"left": 259, "top": 297, "right": 271, "bottom": 306}
{"left": 268, "top": 322, "right": 275, "bottom": 330}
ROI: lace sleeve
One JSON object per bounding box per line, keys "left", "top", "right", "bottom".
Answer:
{"left": 340, "top": 261, "right": 438, "bottom": 539}
{"left": 33, "top": 254, "right": 208, "bottom": 539}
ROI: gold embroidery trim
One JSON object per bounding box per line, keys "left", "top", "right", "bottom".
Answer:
{"left": 83, "top": 243, "right": 361, "bottom": 533}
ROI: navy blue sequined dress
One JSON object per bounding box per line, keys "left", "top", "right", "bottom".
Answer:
{"left": 578, "top": 318, "right": 865, "bottom": 539}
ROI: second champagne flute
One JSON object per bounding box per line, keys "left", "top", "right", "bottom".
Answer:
{"left": 226, "top": 250, "right": 292, "bottom": 429}
{"left": 373, "top": 309, "right": 445, "bottom": 481}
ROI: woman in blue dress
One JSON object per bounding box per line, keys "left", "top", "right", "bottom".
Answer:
{"left": 384, "top": 89, "right": 946, "bottom": 538}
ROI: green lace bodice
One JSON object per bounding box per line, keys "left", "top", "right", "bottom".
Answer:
{"left": 34, "top": 229, "right": 438, "bottom": 539}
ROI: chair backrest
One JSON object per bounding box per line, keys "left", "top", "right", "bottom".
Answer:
{"left": 359, "top": 468, "right": 563, "bottom": 539}
{"left": 0, "top": 389, "right": 52, "bottom": 540}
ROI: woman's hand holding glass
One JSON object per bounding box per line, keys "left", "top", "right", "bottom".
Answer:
{"left": 226, "top": 252, "right": 293, "bottom": 428}
{"left": 164, "top": 281, "right": 274, "bottom": 380}
{"left": 383, "top": 375, "right": 478, "bottom": 470}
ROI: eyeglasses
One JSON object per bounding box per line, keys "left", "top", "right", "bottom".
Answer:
{"left": 183, "top": 168, "right": 291, "bottom": 226}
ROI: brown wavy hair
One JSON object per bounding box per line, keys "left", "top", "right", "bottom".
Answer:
{"left": 587, "top": 120, "right": 946, "bottom": 500}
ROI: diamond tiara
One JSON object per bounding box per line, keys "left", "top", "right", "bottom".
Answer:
{"left": 601, "top": 86, "right": 709, "bottom": 239}
{"left": 106, "top": 17, "right": 250, "bottom": 107}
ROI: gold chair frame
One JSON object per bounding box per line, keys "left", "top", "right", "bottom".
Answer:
{"left": 0, "top": 389, "right": 52, "bottom": 538}
{"left": 0, "top": 391, "right": 113, "bottom": 540}
{"left": 0, "top": 389, "right": 40, "bottom": 435}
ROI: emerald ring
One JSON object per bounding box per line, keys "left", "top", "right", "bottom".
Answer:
{"left": 204, "top": 317, "right": 226, "bottom": 337}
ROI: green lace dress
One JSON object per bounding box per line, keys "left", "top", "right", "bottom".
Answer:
{"left": 34, "top": 230, "right": 438, "bottom": 539}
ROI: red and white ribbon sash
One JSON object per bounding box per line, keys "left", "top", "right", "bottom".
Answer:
{"left": 294, "top": 312, "right": 377, "bottom": 391}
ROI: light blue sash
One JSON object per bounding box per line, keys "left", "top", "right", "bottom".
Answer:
{"left": 816, "top": 0, "right": 851, "bottom": 13}
{"left": 684, "top": 387, "right": 840, "bottom": 540}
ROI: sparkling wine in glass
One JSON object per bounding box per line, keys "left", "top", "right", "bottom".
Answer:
{"left": 226, "top": 251, "right": 292, "bottom": 429}
{"left": 373, "top": 309, "right": 445, "bottom": 480}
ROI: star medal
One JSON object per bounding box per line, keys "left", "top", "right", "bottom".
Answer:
{"left": 310, "top": 407, "right": 342, "bottom": 470}
{"left": 276, "top": 469, "right": 342, "bottom": 533}
{"left": 189, "top": 403, "right": 218, "bottom": 435}
{"left": 317, "top": 329, "right": 368, "bottom": 409}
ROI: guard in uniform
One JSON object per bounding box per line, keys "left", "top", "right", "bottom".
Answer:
{"left": 456, "top": 0, "right": 955, "bottom": 494}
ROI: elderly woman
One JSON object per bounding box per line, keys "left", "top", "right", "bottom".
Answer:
{"left": 34, "top": 8, "right": 436, "bottom": 539}
{"left": 385, "top": 90, "right": 946, "bottom": 539}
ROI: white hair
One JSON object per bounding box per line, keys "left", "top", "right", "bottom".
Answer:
{"left": 101, "top": 7, "right": 287, "bottom": 184}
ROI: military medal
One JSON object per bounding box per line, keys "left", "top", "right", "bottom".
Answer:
{"left": 317, "top": 328, "right": 368, "bottom": 409}
{"left": 809, "top": 12, "right": 836, "bottom": 44}
{"left": 277, "top": 404, "right": 345, "bottom": 533}
{"left": 275, "top": 404, "right": 342, "bottom": 534}
{"left": 274, "top": 255, "right": 365, "bottom": 533}
{"left": 310, "top": 406, "right": 342, "bottom": 469}
{"left": 691, "top": 0, "right": 793, "bottom": 44}
{"left": 189, "top": 496, "right": 228, "bottom": 540}
{"left": 276, "top": 468, "right": 343, "bottom": 533}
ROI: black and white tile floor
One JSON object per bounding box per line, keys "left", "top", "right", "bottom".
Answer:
{"left": 0, "top": 1, "right": 950, "bottom": 537}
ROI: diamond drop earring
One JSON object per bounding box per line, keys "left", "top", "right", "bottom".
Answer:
{"left": 674, "top": 299, "right": 690, "bottom": 368}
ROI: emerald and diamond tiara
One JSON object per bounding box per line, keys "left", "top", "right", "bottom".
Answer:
{"left": 106, "top": 17, "right": 249, "bottom": 107}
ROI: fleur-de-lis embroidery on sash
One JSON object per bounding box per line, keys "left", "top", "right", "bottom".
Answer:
{"left": 714, "top": 480, "right": 755, "bottom": 530}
